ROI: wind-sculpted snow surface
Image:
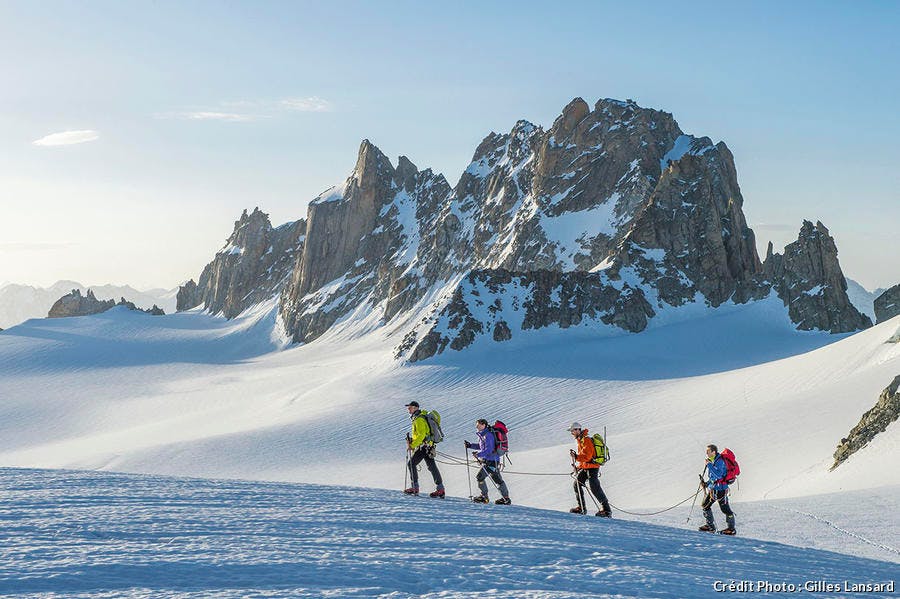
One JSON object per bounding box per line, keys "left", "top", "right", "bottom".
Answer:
{"left": 0, "top": 468, "right": 896, "bottom": 598}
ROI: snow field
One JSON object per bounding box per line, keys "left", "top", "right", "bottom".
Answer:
{"left": 0, "top": 302, "right": 898, "bottom": 566}
{"left": 1, "top": 468, "right": 896, "bottom": 598}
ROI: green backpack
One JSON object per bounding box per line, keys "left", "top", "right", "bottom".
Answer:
{"left": 421, "top": 410, "right": 444, "bottom": 444}
{"left": 591, "top": 433, "right": 610, "bottom": 465}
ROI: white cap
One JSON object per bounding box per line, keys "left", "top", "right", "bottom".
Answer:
{"left": 567, "top": 422, "right": 583, "bottom": 431}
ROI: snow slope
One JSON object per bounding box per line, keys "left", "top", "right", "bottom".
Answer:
{"left": 0, "top": 299, "right": 898, "bottom": 564}
{"left": 1, "top": 468, "right": 896, "bottom": 598}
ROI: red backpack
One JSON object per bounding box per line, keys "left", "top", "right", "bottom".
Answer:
{"left": 720, "top": 448, "right": 740, "bottom": 484}
{"left": 491, "top": 420, "right": 509, "bottom": 456}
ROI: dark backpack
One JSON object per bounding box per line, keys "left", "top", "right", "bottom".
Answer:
{"left": 591, "top": 433, "right": 610, "bottom": 465}
{"left": 491, "top": 420, "right": 509, "bottom": 456}
{"left": 720, "top": 448, "right": 740, "bottom": 484}
{"left": 420, "top": 410, "right": 444, "bottom": 444}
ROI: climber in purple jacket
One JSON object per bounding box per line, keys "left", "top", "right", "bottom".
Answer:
{"left": 465, "top": 419, "right": 511, "bottom": 505}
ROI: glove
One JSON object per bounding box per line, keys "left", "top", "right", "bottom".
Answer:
{"left": 472, "top": 451, "right": 478, "bottom": 459}
{"left": 569, "top": 449, "right": 577, "bottom": 458}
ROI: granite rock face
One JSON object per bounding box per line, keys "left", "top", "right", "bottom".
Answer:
{"left": 763, "top": 221, "right": 872, "bottom": 333}
{"left": 48, "top": 289, "right": 115, "bottom": 318}
{"left": 832, "top": 375, "right": 900, "bottom": 469}
{"left": 182, "top": 97, "right": 870, "bottom": 360}
{"left": 874, "top": 284, "right": 900, "bottom": 324}
{"left": 178, "top": 208, "right": 306, "bottom": 318}
{"left": 48, "top": 289, "right": 165, "bottom": 318}
{"left": 399, "top": 269, "right": 654, "bottom": 362}
{"left": 280, "top": 142, "right": 453, "bottom": 342}
{"left": 176, "top": 279, "right": 200, "bottom": 312}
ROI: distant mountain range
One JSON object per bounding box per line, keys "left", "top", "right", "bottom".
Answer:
{"left": 178, "top": 97, "right": 884, "bottom": 360}
{"left": 0, "top": 281, "right": 177, "bottom": 329}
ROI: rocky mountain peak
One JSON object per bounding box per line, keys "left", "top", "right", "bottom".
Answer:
{"left": 178, "top": 96, "right": 872, "bottom": 360}
{"left": 353, "top": 139, "right": 394, "bottom": 191}
{"left": 395, "top": 155, "right": 419, "bottom": 191}
{"left": 48, "top": 289, "right": 164, "bottom": 318}
{"left": 552, "top": 97, "right": 590, "bottom": 135}
{"left": 764, "top": 220, "right": 871, "bottom": 332}
{"left": 176, "top": 206, "right": 306, "bottom": 318}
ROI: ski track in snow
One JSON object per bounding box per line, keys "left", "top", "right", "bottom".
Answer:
{"left": 0, "top": 468, "right": 897, "bottom": 599}
{"left": 768, "top": 504, "right": 900, "bottom": 559}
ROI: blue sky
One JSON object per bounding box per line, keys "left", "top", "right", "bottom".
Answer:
{"left": 1, "top": 0, "right": 897, "bottom": 290}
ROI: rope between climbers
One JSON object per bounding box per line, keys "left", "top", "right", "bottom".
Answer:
{"left": 435, "top": 451, "right": 571, "bottom": 476}
{"left": 437, "top": 450, "right": 703, "bottom": 515}
{"left": 607, "top": 493, "right": 699, "bottom": 516}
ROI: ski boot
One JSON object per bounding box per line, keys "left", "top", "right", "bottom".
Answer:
{"left": 429, "top": 489, "right": 446, "bottom": 499}
{"left": 495, "top": 497, "right": 511, "bottom": 505}
{"left": 719, "top": 528, "right": 737, "bottom": 536}
{"left": 569, "top": 506, "right": 585, "bottom": 514}
{"left": 403, "top": 487, "right": 419, "bottom": 495}
{"left": 595, "top": 509, "right": 612, "bottom": 518}
{"left": 698, "top": 524, "right": 716, "bottom": 532}
{"left": 472, "top": 495, "right": 489, "bottom": 503}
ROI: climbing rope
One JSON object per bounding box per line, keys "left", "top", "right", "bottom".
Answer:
{"left": 607, "top": 493, "right": 701, "bottom": 516}
{"left": 435, "top": 449, "right": 707, "bottom": 516}
{"left": 435, "top": 450, "right": 571, "bottom": 476}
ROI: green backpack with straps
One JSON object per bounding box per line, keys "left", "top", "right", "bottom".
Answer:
{"left": 591, "top": 432, "right": 610, "bottom": 465}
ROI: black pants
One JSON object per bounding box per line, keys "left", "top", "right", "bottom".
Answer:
{"left": 574, "top": 468, "right": 610, "bottom": 512}
{"left": 476, "top": 460, "right": 509, "bottom": 498}
{"left": 702, "top": 488, "right": 735, "bottom": 530}
{"left": 408, "top": 445, "right": 443, "bottom": 490}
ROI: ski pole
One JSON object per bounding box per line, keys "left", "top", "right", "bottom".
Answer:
{"left": 686, "top": 474, "right": 705, "bottom": 524}
{"left": 571, "top": 457, "right": 586, "bottom": 514}
{"left": 466, "top": 442, "right": 474, "bottom": 499}
{"left": 404, "top": 434, "right": 412, "bottom": 491}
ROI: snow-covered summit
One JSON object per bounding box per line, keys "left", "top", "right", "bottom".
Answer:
{"left": 175, "top": 97, "right": 870, "bottom": 362}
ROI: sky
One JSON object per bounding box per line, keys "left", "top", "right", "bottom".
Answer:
{"left": 1, "top": 0, "right": 898, "bottom": 291}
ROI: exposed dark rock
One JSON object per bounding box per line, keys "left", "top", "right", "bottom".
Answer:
{"left": 180, "top": 208, "right": 306, "bottom": 318}
{"left": 609, "top": 141, "right": 764, "bottom": 309}
{"left": 874, "top": 284, "right": 900, "bottom": 324}
{"left": 492, "top": 320, "right": 511, "bottom": 342}
{"left": 180, "top": 96, "right": 871, "bottom": 360}
{"left": 763, "top": 221, "right": 872, "bottom": 333}
{"left": 176, "top": 279, "right": 200, "bottom": 311}
{"left": 405, "top": 269, "right": 654, "bottom": 362}
{"left": 48, "top": 289, "right": 165, "bottom": 318}
{"left": 832, "top": 375, "right": 900, "bottom": 469}
{"left": 280, "top": 141, "right": 452, "bottom": 343}
{"left": 48, "top": 289, "right": 115, "bottom": 318}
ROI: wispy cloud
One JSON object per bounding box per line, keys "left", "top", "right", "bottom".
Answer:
{"left": 32, "top": 130, "right": 99, "bottom": 147}
{"left": 158, "top": 111, "right": 262, "bottom": 122}
{"left": 157, "top": 96, "right": 333, "bottom": 123}
{"left": 279, "top": 96, "right": 332, "bottom": 112}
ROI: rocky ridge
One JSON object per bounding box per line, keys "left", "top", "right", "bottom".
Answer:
{"left": 177, "top": 208, "right": 306, "bottom": 318}
{"left": 178, "top": 97, "right": 872, "bottom": 361}
{"left": 832, "top": 375, "right": 900, "bottom": 469}
{"left": 763, "top": 221, "right": 871, "bottom": 333}
{"left": 874, "top": 284, "right": 900, "bottom": 324}
{"left": 48, "top": 289, "right": 165, "bottom": 318}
